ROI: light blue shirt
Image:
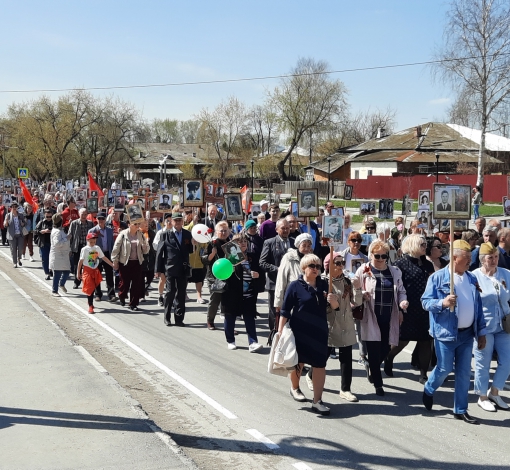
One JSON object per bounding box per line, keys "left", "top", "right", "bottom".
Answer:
{"left": 173, "top": 228, "right": 182, "bottom": 245}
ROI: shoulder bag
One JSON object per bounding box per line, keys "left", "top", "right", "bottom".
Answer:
{"left": 210, "top": 278, "right": 228, "bottom": 293}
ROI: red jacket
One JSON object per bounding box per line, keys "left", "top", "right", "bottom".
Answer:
{"left": 0, "top": 205, "right": 6, "bottom": 229}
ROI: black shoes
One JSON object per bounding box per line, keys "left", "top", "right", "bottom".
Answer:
{"left": 129, "top": 306, "right": 140, "bottom": 311}
{"left": 423, "top": 391, "right": 433, "bottom": 411}
{"left": 175, "top": 322, "right": 186, "bottom": 327}
{"left": 119, "top": 298, "right": 126, "bottom": 307}
{"left": 383, "top": 359, "right": 394, "bottom": 377}
{"left": 164, "top": 318, "right": 172, "bottom": 326}
{"left": 375, "top": 387, "right": 385, "bottom": 396}
{"left": 453, "top": 412, "right": 478, "bottom": 424}
{"left": 158, "top": 296, "right": 164, "bottom": 307}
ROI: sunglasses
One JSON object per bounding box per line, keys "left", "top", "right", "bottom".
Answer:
{"left": 307, "top": 264, "right": 321, "bottom": 270}
{"left": 366, "top": 227, "right": 376, "bottom": 231}
{"left": 350, "top": 239, "right": 362, "bottom": 243}
{"left": 420, "top": 243, "right": 427, "bottom": 248}
{"left": 373, "top": 254, "right": 388, "bottom": 260}
{"left": 334, "top": 260, "right": 346, "bottom": 266}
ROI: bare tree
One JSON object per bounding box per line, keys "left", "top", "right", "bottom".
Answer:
{"left": 433, "top": 0, "right": 510, "bottom": 189}
{"left": 151, "top": 118, "right": 180, "bottom": 143}
{"left": 269, "top": 58, "right": 348, "bottom": 179}
{"left": 196, "top": 96, "right": 247, "bottom": 179}
{"left": 179, "top": 119, "right": 200, "bottom": 143}
{"left": 247, "top": 102, "right": 279, "bottom": 156}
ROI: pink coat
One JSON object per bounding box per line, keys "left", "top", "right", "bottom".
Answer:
{"left": 354, "top": 263, "right": 407, "bottom": 346}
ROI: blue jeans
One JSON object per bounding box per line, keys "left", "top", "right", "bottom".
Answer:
{"left": 474, "top": 329, "right": 510, "bottom": 394}
{"left": 52, "top": 270, "right": 70, "bottom": 293}
{"left": 224, "top": 313, "right": 258, "bottom": 344}
{"left": 424, "top": 327, "right": 475, "bottom": 414}
{"left": 473, "top": 204, "right": 480, "bottom": 221}
{"left": 40, "top": 245, "right": 51, "bottom": 275}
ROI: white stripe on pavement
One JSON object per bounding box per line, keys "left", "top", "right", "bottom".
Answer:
{"left": 245, "top": 429, "right": 280, "bottom": 450}
{"left": 292, "top": 462, "right": 314, "bottom": 470}
{"left": 22, "top": 269, "right": 238, "bottom": 420}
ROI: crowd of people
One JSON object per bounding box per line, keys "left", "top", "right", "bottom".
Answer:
{"left": 1, "top": 191, "right": 509, "bottom": 420}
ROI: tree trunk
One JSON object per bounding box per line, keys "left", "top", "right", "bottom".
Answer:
{"left": 477, "top": 112, "right": 487, "bottom": 191}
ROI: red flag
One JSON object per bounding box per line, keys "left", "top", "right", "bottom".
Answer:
{"left": 19, "top": 179, "right": 39, "bottom": 214}
{"left": 240, "top": 185, "right": 252, "bottom": 214}
{"left": 88, "top": 171, "right": 104, "bottom": 198}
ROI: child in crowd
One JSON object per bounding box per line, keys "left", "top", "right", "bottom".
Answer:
{"left": 77, "top": 232, "right": 114, "bottom": 313}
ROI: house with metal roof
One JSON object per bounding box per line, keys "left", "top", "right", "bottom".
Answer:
{"left": 305, "top": 122, "right": 507, "bottom": 181}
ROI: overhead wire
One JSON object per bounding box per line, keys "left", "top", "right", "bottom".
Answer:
{"left": 0, "top": 52, "right": 508, "bottom": 94}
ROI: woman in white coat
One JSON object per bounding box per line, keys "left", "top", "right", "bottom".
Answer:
{"left": 49, "top": 213, "right": 71, "bottom": 296}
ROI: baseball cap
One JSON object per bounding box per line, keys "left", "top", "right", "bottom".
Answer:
{"left": 86, "top": 232, "right": 98, "bottom": 240}
{"left": 244, "top": 220, "right": 257, "bottom": 229}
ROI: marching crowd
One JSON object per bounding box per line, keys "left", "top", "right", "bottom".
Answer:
{"left": 1, "top": 192, "right": 509, "bottom": 421}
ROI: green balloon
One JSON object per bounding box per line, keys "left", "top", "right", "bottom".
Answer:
{"left": 212, "top": 258, "right": 234, "bottom": 280}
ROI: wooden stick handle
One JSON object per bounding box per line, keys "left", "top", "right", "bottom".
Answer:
{"left": 329, "top": 246, "right": 334, "bottom": 293}
{"left": 450, "top": 219, "right": 455, "bottom": 312}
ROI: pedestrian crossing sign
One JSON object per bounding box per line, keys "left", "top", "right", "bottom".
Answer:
{"left": 17, "top": 168, "right": 29, "bottom": 178}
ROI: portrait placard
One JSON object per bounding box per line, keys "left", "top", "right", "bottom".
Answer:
{"left": 291, "top": 201, "right": 305, "bottom": 222}
{"left": 323, "top": 216, "right": 344, "bottom": 243}
{"left": 297, "top": 188, "right": 319, "bottom": 217}
{"left": 224, "top": 193, "right": 243, "bottom": 221}
{"left": 148, "top": 197, "right": 159, "bottom": 212}
{"left": 503, "top": 196, "right": 510, "bottom": 216}
{"left": 361, "top": 233, "right": 376, "bottom": 246}
{"left": 378, "top": 199, "right": 394, "bottom": 219}
{"left": 65, "top": 180, "right": 74, "bottom": 191}
{"left": 344, "top": 185, "right": 353, "bottom": 200}
{"left": 222, "top": 240, "right": 246, "bottom": 266}
{"left": 418, "top": 190, "right": 431, "bottom": 207}
{"left": 433, "top": 183, "right": 471, "bottom": 220}
{"left": 134, "top": 196, "right": 146, "bottom": 210}
{"left": 360, "top": 201, "right": 376, "bottom": 216}
{"left": 159, "top": 193, "right": 173, "bottom": 211}
{"left": 86, "top": 198, "right": 98, "bottom": 213}
{"left": 183, "top": 179, "right": 204, "bottom": 207}
{"left": 126, "top": 203, "right": 144, "bottom": 224}
{"left": 114, "top": 196, "right": 125, "bottom": 212}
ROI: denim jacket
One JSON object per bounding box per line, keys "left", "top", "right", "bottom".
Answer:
{"left": 472, "top": 268, "right": 510, "bottom": 334}
{"left": 421, "top": 266, "right": 486, "bottom": 341}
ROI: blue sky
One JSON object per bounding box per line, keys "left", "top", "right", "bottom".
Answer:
{"left": 1, "top": 0, "right": 453, "bottom": 133}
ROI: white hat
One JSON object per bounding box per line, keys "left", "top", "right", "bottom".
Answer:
{"left": 294, "top": 233, "right": 313, "bottom": 248}
{"left": 260, "top": 200, "right": 269, "bottom": 207}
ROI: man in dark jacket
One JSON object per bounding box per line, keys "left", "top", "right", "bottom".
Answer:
{"left": 69, "top": 208, "right": 94, "bottom": 288}
{"left": 259, "top": 219, "right": 294, "bottom": 332}
{"left": 34, "top": 208, "right": 53, "bottom": 279}
{"left": 156, "top": 212, "right": 193, "bottom": 326}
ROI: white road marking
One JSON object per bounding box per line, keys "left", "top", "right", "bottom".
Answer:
{"left": 292, "top": 463, "right": 313, "bottom": 470}
{"left": 22, "top": 269, "right": 238, "bottom": 420}
{"left": 245, "top": 429, "right": 280, "bottom": 450}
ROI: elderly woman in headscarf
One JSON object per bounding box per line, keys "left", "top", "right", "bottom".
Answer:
{"left": 322, "top": 251, "right": 363, "bottom": 402}
{"left": 472, "top": 242, "right": 510, "bottom": 411}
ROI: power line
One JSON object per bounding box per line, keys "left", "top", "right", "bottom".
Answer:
{"left": 1, "top": 53, "right": 509, "bottom": 94}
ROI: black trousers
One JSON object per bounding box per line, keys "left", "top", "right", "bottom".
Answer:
{"left": 338, "top": 346, "right": 353, "bottom": 392}
{"left": 73, "top": 244, "right": 85, "bottom": 286}
{"left": 366, "top": 321, "right": 391, "bottom": 388}
{"left": 164, "top": 275, "right": 187, "bottom": 324}
{"left": 1, "top": 228, "right": 7, "bottom": 245}
{"left": 207, "top": 291, "right": 222, "bottom": 324}
{"left": 268, "top": 289, "right": 276, "bottom": 331}
{"left": 94, "top": 251, "right": 115, "bottom": 299}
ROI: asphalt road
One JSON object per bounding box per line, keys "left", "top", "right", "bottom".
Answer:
{"left": 1, "top": 244, "right": 509, "bottom": 470}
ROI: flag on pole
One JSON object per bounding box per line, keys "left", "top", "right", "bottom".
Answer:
{"left": 19, "top": 178, "right": 39, "bottom": 214}
{"left": 240, "top": 185, "right": 252, "bottom": 214}
{"left": 87, "top": 171, "right": 104, "bottom": 198}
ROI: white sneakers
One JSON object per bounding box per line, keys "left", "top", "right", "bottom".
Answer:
{"left": 478, "top": 398, "right": 496, "bottom": 412}
{"left": 30, "top": 256, "right": 34, "bottom": 262}
{"left": 305, "top": 371, "right": 314, "bottom": 391}
{"left": 227, "top": 343, "right": 237, "bottom": 350}
{"left": 488, "top": 391, "right": 509, "bottom": 409}
{"left": 311, "top": 400, "right": 330, "bottom": 415}
{"left": 248, "top": 342, "right": 263, "bottom": 353}
{"left": 340, "top": 390, "right": 359, "bottom": 402}
{"left": 290, "top": 388, "right": 306, "bottom": 402}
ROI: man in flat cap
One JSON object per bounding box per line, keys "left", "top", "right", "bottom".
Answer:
{"left": 421, "top": 239, "right": 487, "bottom": 424}
{"left": 186, "top": 181, "right": 201, "bottom": 201}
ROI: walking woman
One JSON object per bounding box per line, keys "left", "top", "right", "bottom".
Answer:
{"left": 49, "top": 213, "right": 71, "bottom": 296}
{"left": 323, "top": 251, "right": 363, "bottom": 402}
{"left": 4, "top": 202, "right": 26, "bottom": 268}
{"left": 222, "top": 234, "right": 264, "bottom": 352}
{"left": 354, "top": 240, "right": 408, "bottom": 396}
{"left": 279, "top": 253, "right": 339, "bottom": 415}
{"left": 385, "top": 235, "right": 434, "bottom": 383}
{"left": 111, "top": 221, "right": 149, "bottom": 311}
{"left": 472, "top": 242, "right": 510, "bottom": 411}
{"left": 22, "top": 203, "right": 35, "bottom": 261}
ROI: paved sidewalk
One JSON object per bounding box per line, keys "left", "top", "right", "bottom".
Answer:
{"left": 0, "top": 270, "right": 189, "bottom": 470}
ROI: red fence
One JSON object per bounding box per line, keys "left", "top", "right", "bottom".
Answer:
{"left": 346, "top": 175, "right": 507, "bottom": 203}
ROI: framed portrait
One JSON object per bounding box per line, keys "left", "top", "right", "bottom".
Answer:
{"left": 134, "top": 196, "right": 146, "bottom": 210}
{"left": 222, "top": 240, "right": 246, "bottom": 266}
{"left": 148, "top": 197, "right": 159, "bottom": 212}
{"left": 126, "top": 203, "right": 144, "bottom": 224}
{"left": 361, "top": 233, "right": 376, "bottom": 246}
{"left": 438, "top": 219, "right": 469, "bottom": 231}
{"left": 86, "top": 198, "right": 98, "bottom": 213}
{"left": 418, "top": 190, "right": 431, "bottom": 207}
{"left": 344, "top": 185, "right": 353, "bottom": 200}
{"left": 159, "top": 193, "right": 173, "bottom": 211}
{"left": 503, "top": 197, "right": 510, "bottom": 216}
{"left": 297, "top": 188, "right": 319, "bottom": 217}
{"left": 3, "top": 179, "right": 11, "bottom": 191}
{"left": 416, "top": 208, "right": 429, "bottom": 226}
{"left": 132, "top": 180, "right": 140, "bottom": 193}
{"left": 330, "top": 207, "right": 344, "bottom": 217}
{"left": 224, "top": 193, "right": 243, "bottom": 220}
{"left": 350, "top": 257, "right": 364, "bottom": 274}
{"left": 206, "top": 183, "right": 215, "bottom": 197}
{"left": 359, "top": 201, "right": 376, "bottom": 216}
{"left": 89, "top": 189, "right": 98, "bottom": 198}
{"left": 56, "top": 179, "right": 62, "bottom": 189}
{"left": 291, "top": 201, "right": 305, "bottom": 222}
{"left": 114, "top": 196, "right": 125, "bottom": 211}
{"left": 75, "top": 189, "right": 86, "bottom": 204}
{"left": 64, "top": 180, "right": 73, "bottom": 191}
{"left": 251, "top": 204, "right": 261, "bottom": 218}
{"left": 323, "top": 216, "right": 344, "bottom": 243}
{"left": 15, "top": 186, "right": 22, "bottom": 196}
{"left": 183, "top": 179, "right": 204, "bottom": 207}
{"left": 215, "top": 185, "right": 225, "bottom": 198}
{"left": 0, "top": 180, "right": 3, "bottom": 191}
{"left": 47, "top": 182, "right": 56, "bottom": 193}
{"left": 433, "top": 183, "right": 471, "bottom": 220}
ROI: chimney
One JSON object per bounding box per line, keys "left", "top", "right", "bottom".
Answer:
{"left": 377, "top": 127, "right": 385, "bottom": 139}
{"left": 414, "top": 126, "right": 422, "bottom": 138}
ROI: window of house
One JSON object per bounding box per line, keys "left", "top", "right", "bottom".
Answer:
{"left": 354, "top": 170, "right": 359, "bottom": 179}
{"left": 367, "top": 170, "right": 372, "bottom": 177}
